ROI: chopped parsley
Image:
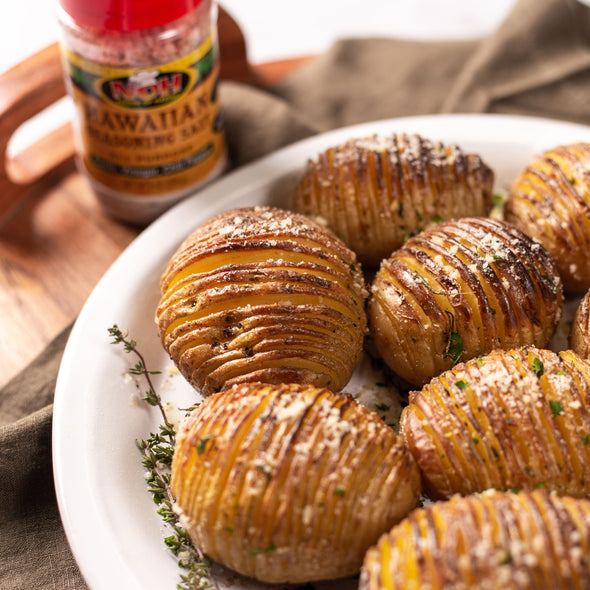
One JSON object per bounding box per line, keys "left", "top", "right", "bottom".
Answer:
{"left": 549, "top": 400, "right": 563, "bottom": 417}
{"left": 531, "top": 357, "right": 544, "bottom": 378}
{"left": 196, "top": 433, "right": 215, "bottom": 455}
{"left": 448, "top": 331, "right": 464, "bottom": 363}
{"left": 445, "top": 311, "right": 463, "bottom": 363}
{"left": 493, "top": 193, "right": 504, "bottom": 207}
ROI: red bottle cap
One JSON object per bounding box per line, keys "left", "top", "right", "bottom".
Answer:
{"left": 58, "top": 0, "right": 205, "bottom": 31}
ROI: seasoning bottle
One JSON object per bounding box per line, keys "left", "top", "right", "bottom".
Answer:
{"left": 56, "top": 0, "right": 227, "bottom": 225}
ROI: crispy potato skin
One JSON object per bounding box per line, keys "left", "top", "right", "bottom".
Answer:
{"left": 570, "top": 289, "right": 590, "bottom": 359}
{"left": 505, "top": 142, "right": 590, "bottom": 294}
{"left": 368, "top": 217, "right": 563, "bottom": 387}
{"left": 360, "top": 490, "right": 590, "bottom": 590}
{"left": 401, "top": 347, "right": 590, "bottom": 500}
{"left": 292, "top": 133, "right": 494, "bottom": 268}
{"left": 170, "top": 382, "right": 422, "bottom": 584}
{"left": 155, "top": 206, "right": 367, "bottom": 395}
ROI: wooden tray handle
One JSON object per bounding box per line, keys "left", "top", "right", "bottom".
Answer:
{"left": 0, "top": 43, "right": 74, "bottom": 218}
{"left": 0, "top": 6, "right": 254, "bottom": 221}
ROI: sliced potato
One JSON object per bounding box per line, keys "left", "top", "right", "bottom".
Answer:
{"left": 368, "top": 217, "right": 563, "bottom": 387}
{"left": 569, "top": 289, "right": 590, "bottom": 359}
{"left": 171, "top": 382, "right": 422, "bottom": 584}
{"left": 360, "top": 489, "right": 590, "bottom": 590}
{"left": 505, "top": 142, "right": 590, "bottom": 294}
{"left": 156, "top": 206, "right": 367, "bottom": 395}
{"left": 401, "top": 347, "right": 590, "bottom": 499}
{"left": 292, "top": 133, "right": 494, "bottom": 267}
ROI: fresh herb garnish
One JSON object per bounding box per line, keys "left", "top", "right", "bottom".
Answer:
{"left": 445, "top": 312, "right": 464, "bottom": 364}
{"left": 197, "top": 433, "right": 216, "bottom": 455}
{"left": 549, "top": 400, "right": 563, "bottom": 417}
{"left": 531, "top": 357, "right": 544, "bottom": 378}
{"left": 493, "top": 193, "right": 504, "bottom": 207}
{"left": 109, "top": 325, "right": 218, "bottom": 590}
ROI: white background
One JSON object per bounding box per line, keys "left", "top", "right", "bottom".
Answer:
{"left": 1, "top": 0, "right": 518, "bottom": 74}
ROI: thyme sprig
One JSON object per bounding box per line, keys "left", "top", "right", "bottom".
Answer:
{"left": 108, "top": 324, "right": 173, "bottom": 437}
{"left": 109, "top": 324, "right": 218, "bottom": 590}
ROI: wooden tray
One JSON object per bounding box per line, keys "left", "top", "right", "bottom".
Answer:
{"left": 0, "top": 6, "right": 312, "bottom": 389}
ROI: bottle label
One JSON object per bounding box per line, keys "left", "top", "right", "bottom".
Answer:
{"left": 64, "top": 35, "right": 226, "bottom": 197}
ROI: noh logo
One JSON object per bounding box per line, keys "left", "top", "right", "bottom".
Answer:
{"left": 103, "top": 69, "right": 189, "bottom": 107}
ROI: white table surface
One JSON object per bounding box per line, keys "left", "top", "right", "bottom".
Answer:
{"left": 0, "top": 0, "right": 517, "bottom": 153}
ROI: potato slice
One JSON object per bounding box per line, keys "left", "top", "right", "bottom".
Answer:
{"left": 505, "top": 142, "right": 590, "bottom": 294}
{"left": 360, "top": 489, "right": 590, "bottom": 590}
{"left": 570, "top": 289, "right": 590, "bottom": 359}
{"left": 292, "top": 133, "right": 494, "bottom": 267}
{"left": 368, "top": 217, "right": 562, "bottom": 387}
{"left": 401, "top": 347, "right": 590, "bottom": 499}
{"left": 156, "top": 206, "right": 367, "bottom": 395}
{"left": 171, "top": 382, "right": 421, "bottom": 584}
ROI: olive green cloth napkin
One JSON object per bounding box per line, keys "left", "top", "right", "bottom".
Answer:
{"left": 3, "top": 0, "right": 590, "bottom": 586}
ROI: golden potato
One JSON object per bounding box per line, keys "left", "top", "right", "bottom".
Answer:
{"left": 368, "top": 217, "right": 563, "bottom": 387}
{"left": 505, "top": 142, "right": 590, "bottom": 294}
{"left": 569, "top": 289, "right": 590, "bottom": 359}
{"left": 170, "top": 382, "right": 422, "bottom": 584}
{"left": 155, "top": 206, "right": 367, "bottom": 395}
{"left": 360, "top": 489, "right": 590, "bottom": 590}
{"left": 292, "top": 133, "right": 495, "bottom": 267}
{"left": 401, "top": 347, "right": 590, "bottom": 500}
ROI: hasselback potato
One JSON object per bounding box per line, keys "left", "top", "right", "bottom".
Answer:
{"left": 368, "top": 217, "right": 563, "bottom": 387}
{"left": 505, "top": 142, "right": 590, "bottom": 294}
{"left": 292, "top": 133, "right": 494, "bottom": 267}
{"left": 155, "top": 206, "right": 367, "bottom": 395}
{"left": 570, "top": 289, "right": 590, "bottom": 359}
{"left": 360, "top": 489, "right": 590, "bottom": 590}
{"left": 401, "top": 347, "right": 590, "bottom": 500}
{"left": 170, "top": 382, "right": 421, "bottom": 584}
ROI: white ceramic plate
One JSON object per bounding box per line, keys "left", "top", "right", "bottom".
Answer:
{"left": 53, "top": 113, "right": 590, "bottom": 589}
